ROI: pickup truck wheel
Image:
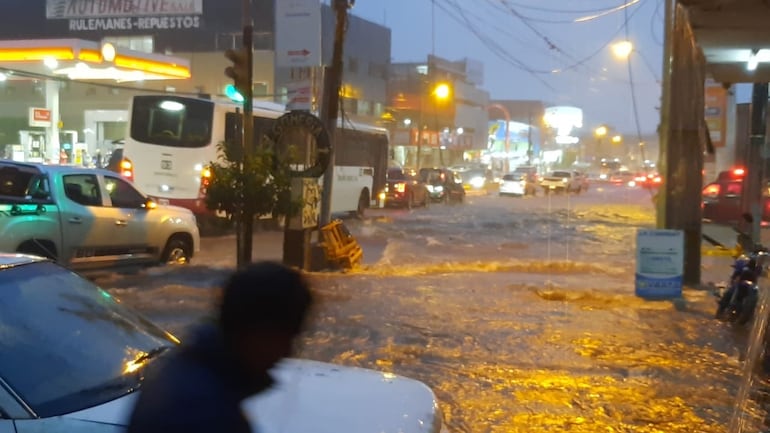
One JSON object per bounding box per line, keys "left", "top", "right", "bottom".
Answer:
{"left": 17, "top": 240, "right": 57, "bottom": 261}
{"left": 162, "top": 236, "right": 192, "bottom": 265}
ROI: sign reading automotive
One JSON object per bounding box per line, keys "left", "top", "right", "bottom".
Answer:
{"left": 29, "top": 108, "right": 52, "bottom": 128}
{"left": 635, "top": 229, "right": 684, "bottom": 299}
{"left": 275, "top": 0, "right": 321, "bottom": 68}
{"left": 46, "top": 0, "right": 203, "bottom": 31}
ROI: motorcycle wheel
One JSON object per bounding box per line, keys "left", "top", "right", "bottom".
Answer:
{"left": 737, "top": 292, "right": 759, "bottom": 325}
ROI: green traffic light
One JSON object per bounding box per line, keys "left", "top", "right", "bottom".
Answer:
{"left": 224, "top": 84, "right": 244, "bottom": 103}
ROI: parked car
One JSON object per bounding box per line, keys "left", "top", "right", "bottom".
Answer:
{"left": 702, "top": 167, "right": 770, "bottom": 225}
{"left": 419, "top": 167, "right": 465, "bottom": 203}
{"left": 539, "top": 170, "right": 586, "bottom": 194}
{"left": 0, "top": 160, "right": 200, "bottom": 270}
{"left": 0, "top": 254, "right": 450, "bottom": 433}
{"left": 384, "top": 167, "right": 430, "bottom": 209}
{"left": 499, "top": 173, "right": 537, "bottom": 196}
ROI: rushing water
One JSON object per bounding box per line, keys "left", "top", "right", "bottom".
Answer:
{"left": 100, "top": 189, "right": 755, "bottom": 432}
{"left": 728, "top": 285, "right": 770, "bottom": 433}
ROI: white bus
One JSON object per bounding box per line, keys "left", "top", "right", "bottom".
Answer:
{"left": 120, "top": 94, "right": 389, "bottom": 223}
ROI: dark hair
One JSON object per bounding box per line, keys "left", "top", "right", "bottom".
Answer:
{"left": 219, "top": 262, "right": 313, "bottom": 336}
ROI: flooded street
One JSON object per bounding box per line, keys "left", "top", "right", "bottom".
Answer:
{"left": 98, "top": 186, "right": 753, "bottom": 433}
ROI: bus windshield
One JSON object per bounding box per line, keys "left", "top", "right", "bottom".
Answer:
{"left": 130, "top": 96, "right": 214, "bottom": 148}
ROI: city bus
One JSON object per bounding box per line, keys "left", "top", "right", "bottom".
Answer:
{"left": 120, "top": 94, "right": 388, "bottom": 223}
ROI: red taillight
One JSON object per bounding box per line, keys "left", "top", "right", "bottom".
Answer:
{"left": 120, "top": 159, "right": 134, "bottom": 181}
{"left": 394, "top": 182, "right": 406, "bottom": 193}
{"left": 703, "top": 184, "right": 720, "bottom": 195}
{"left": 733, "top": 167, "right": 746, "bottom": 177}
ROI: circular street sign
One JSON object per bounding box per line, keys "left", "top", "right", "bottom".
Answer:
{"left": 269, "top": 111, "right": 331, "bottom": 178}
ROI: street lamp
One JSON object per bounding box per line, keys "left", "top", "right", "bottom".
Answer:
{"left": 416, "top": 81, "right": 453, "bottom": 170}
{"left": 594, "top": 126, "right": 608, "bottom": 159}
{"left": 433, "top": 83, "right": 451, "bottom": 100}
{"left": 611, "top": 40, "right": 634, "bottom": 60}
{"left": 611, "top": 135, "right": 622, "bottom": 144}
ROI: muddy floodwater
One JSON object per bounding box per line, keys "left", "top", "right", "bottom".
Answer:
{"left": 101, "top": 188, "right": 756, "bottom": 432}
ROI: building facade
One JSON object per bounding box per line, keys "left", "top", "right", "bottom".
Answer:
{"left": 0, "top": 0, "right": 391, "bottom": 161}
{"left": 387, "top": 55, "right": 489, "bottom": 168}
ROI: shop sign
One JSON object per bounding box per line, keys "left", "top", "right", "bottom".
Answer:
{"left": 47, "top": 0, "right": 203, "bottom": 31}
{"left": 704, "top": 79, "right": 727, "bottom": 148}
{"left": 29, "top": 108, "right": 52, "bottom": 128}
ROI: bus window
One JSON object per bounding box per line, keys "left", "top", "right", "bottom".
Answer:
{"left": 130, "top": 96, "right": 214, "bottom": 148}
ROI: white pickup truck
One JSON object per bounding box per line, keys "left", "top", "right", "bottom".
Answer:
{"left": 539, "top": 170, "right": 588, "bottom": 194}
{"left": 0, "top": 161, "right": 200, "bottom": 270}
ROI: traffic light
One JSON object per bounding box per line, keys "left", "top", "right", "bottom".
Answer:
{"left": 224, "top": 47, "right": 251, "bottom": 100}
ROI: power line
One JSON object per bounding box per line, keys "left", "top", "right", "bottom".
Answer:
{"left": 502, "top": 1, "right": 639, "bottom": 15}
{"left": 436, "top": 0, "right": 559, "bottom": 92}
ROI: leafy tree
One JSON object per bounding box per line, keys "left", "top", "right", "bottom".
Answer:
{"left": 203, "top": 135, "right": 297, "bottom": 266}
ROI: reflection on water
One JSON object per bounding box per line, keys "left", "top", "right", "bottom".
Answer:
{"left": 729, "top": 287, "right": 770, "bottom": 432}
{"left": 108, "top": 192, "right": 758, "bottom": 432}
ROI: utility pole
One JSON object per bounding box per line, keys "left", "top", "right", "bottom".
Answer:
{"left": 224, "top": 0, "right": 254, "bottom": 266}
{"left": 742, "top": 83, "right": 768, "bottom": 244}
{"left": 657, "top": 0, "right": 675, "bottom": 229}
{"left": 319, "top": 0, "right": 351, "bottom": 227}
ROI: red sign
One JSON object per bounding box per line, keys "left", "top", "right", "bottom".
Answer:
{"left": 33, "top": 109, "right": 51, "bottom": 122}
{"left": 29, "top": 107, "right": 52, "bottom": 127}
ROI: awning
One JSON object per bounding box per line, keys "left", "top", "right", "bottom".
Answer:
{"left": 681, "top": 0, "right": 770, "bottom": 83}
{"left": 0, "top": 38, "right": 190, "bottom": 82}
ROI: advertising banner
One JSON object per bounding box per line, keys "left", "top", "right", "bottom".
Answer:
{"left": 704, "top": 79, "right": 727, "bottom": 148}
{"left": 635, "top": 229, "right": 684, "bottom": 299}
{"left": 275, "top": 0, "right": 321, "bottom": 68}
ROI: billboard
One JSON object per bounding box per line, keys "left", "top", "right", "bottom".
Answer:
{"left": 46, "top": 0, "right": 203, "bottom": 31}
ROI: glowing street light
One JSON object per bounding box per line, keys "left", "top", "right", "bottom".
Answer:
{"left": 433, "top": 83, "right": 451, "bottom": 100}
{"left": 611, "top": 135, "right": 623, "bottom": 144}
{"left": 595, "top": 125, "right": 608, "bottom": 137}
{"left": 612, "top": 40, "right": 634, "bottom": 59}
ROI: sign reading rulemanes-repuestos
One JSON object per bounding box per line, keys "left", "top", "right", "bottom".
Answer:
{"left": 46, "top": 0, "right": 203, "bottom": 31}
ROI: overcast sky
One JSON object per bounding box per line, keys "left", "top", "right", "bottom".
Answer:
{"left": 344, "top": 0, "right": 666, "bottom": 135}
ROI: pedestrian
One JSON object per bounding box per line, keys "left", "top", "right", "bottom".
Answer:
{"left": 126, "top": 261, "right": 314, "bottom": 433}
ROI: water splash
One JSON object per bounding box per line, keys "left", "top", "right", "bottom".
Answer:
{"left": 728, "top": 286, "right": 770, "bottom": 432}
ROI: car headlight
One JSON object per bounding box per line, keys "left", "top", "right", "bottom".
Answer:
{"left": 426, "top": 185, "right": 435, "bottom": 192}
{"left": 435, "top": 185, "right": 444, "bottom": 192}
{"left": 470, "top": 176, "right": 485, "bottom": 188}
{"left": 561, "top": 178, "right": 568, "bottom": 183}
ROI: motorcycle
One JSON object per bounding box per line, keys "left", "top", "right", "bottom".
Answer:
{"left": 715, "top": 247, "right": 768, "bottom": 325}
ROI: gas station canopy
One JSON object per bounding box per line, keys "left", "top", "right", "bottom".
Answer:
{"left": 683, "top": 0, "right": 770, "bottom": 84}
{"left": 0, "top": 39, "right": 190, "bottom": 82}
